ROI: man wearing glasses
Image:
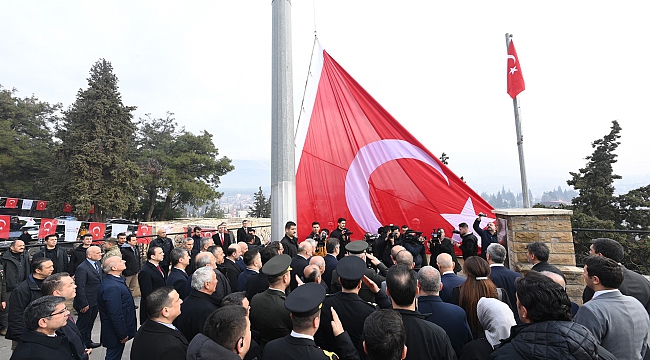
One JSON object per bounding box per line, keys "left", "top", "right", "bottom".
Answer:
{"left": 10, "top": 295, "right": 80, "bottom": 360}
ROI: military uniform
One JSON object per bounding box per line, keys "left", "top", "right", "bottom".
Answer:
{"left": 249, "top": 254, "right": 293, "bottom": 348}
{"left": 316, "top": 255, "right": 391, "bottom": 353}
{"left": 264, "top": 283, "right": 360, "bottom": 360}
{"left": 330, "top": 242, "right": 386, "bottom": 303}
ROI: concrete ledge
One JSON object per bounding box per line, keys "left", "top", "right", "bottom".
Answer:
{"left": 493, "top": 208, "right": 573, "bottom": 216}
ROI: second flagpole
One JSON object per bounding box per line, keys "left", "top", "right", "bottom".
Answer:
{"left": 506, "top": 33, "right": 531, "bottom": 208}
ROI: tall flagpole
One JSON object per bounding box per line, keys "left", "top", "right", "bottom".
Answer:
{"left": 506, "top": 33, "right": 531, "bottom": 208}
{"left": 271, "top": 0, "right": 297, "bottom": 239}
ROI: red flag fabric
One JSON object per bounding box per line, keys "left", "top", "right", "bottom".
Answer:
{"left": 295, "top": 49, "right": 495, "bottom": 242}
{"left": 5, "top": 198, "right": 18, "bottom": 209}
{"left": 507, "top": 40, "right": 525, "bottom": 99}
{"left": 88, "top": 222, "right": 106, "bottom": 240}
{"left": 0, "top": 215, "right": 10, "bottom": 238}
{"left": 136, "top": 224, "right": 152, "bottom": 239}
{"left": 36, "top": 200, "right": 48, "bottom": 211}
{"left": 38, "top": 218, "right": 58, "bottom": 239}
{"left": 63, "top": 203, "right": 73, "bottom": 212}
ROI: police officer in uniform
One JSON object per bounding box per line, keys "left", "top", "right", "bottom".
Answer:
{"left": 330, "top": 241, "right": 388, "bottom": 303}
{"left": 264, "top": 282, "right": 360, "bottom": 360}
{"left": 315, "top": 255, "right": 391, "bottom": 354}
{"left": 249, "top": 254, "right": 292, "bottom": 349}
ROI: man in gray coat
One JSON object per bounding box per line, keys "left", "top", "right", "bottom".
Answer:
{"left": 574, "top": 255, "right": 650, "bottom": 360}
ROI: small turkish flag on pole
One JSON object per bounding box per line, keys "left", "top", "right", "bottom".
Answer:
{"left": 36, "top": 200, "right": 48, "bottom": 211}
{"left": 507, "top": 40, "right": 525, "bottom": 99}
{"left": 5, "top": 198, "right": 18, "bottom": 209}
{"left": 38, "top": 218, "right": 58, "bottom": 239}
{"left": 63, "top": 203, "right": 73, "bottom": 212}
{"left": 88, "top": 222, "right": 106, "bottom": 240}
{"left": 0, "top": 215, "right": 10, "bottom": 238}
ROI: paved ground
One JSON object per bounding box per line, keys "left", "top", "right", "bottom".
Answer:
{"left": 1, "top": 297, "right": 142, "bottom": 360}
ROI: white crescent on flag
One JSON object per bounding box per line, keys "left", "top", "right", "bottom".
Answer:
{"left": 0, "top": 219, "right": 5, "bottom": 230}
{"left": 345, "top": 139, "right": 449, "bottom": 232}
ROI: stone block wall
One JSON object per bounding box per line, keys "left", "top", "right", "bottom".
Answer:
{"left": 493, "top": 208, "right": 586, "bottom": 304}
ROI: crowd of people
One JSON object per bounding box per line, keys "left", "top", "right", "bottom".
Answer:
{"left": 0, "top": 217, "right": 649, "bottom": 360}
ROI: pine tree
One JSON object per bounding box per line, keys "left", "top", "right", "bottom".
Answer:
{"left": 52, "top": 59, "right": 141, "bottom": 219}
{"left": 567, "top": 120, "right": 622, "bottom": 222}
{"left": 248, "top": 187, "right": 270, "bottom": 218}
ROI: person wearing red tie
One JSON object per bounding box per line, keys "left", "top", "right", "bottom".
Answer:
{"left": 137, "top": 246, "right": 167, "bottom": 325}
{"left": 212, "top": 222, "right": 234, "bottom": 249}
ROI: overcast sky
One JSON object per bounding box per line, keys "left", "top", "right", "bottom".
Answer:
{"left": 1, "top": 1, "right": 648, "bottom": 196}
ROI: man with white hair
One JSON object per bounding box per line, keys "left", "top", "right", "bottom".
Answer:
{"left": 174, "top": 266, "right": 219, "bottom": 342}
{"left": 290, "top": 241, "right": 313, "bottom": 291}
{"left": 437, "top": 253, "right": 465, "bottom": 303}
{"left": 485, "top": 243, "right": 521, "bottom": 319}
{"left": 417, "top": 266, "right": 472, "bottom": 358}
{"left": 98, "top": 256, "right": 137, "bottom": 360}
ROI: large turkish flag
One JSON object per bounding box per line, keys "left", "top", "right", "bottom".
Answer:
{"left": 295, "top": 48, "right": 494, "bottom": 240}
{"left": 38, "top": 218, "right": 58, "bottom": 239}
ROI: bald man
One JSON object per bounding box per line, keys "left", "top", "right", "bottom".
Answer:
{"left": 290, "top": 241, "right": 313, "bottom": 291}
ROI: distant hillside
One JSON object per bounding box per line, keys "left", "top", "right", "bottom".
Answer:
{"left": 218, "top": 159, "right": 270, "bottom": 193}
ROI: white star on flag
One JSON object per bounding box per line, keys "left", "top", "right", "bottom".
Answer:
{"left": 440, "top": 197, "right": 496, "bottom": 243}
{"left": 509, "top": 66, "right": 518, "bottom": 74}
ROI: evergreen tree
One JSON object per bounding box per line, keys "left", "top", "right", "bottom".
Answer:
{"left": 52, "top": 59, "right": 141, "bottom": 219}
{"left": 567, "top": 120, "right": 621, "bottom": 222}
{"left": 248, "top": 187, "right": 270, "bottom": 218}
{"left": 136, "top": 113, "right": 233, "bottom": 221}
{"left": 0, "top": 86, "right": 60, "bottom": 198}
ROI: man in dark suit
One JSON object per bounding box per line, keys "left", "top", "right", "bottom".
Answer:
{"left": 486, "top": 243, "right": 521, "bottom": 319}
{"left": 173, "top": 267, "right": 220, "bottom": 342}
{"left": 11, "top": 296, "right": 82, "bottom": 360}
{"left": 237, "top": 219, "right": 250, "bottom": 242}
{"left": 138, "top": 246, "right": 167, "bottom": 325}
{"left": 131, "top": 287, "right": 188, "bottom": 360}
{"left": 212, "top": 222, "right": 234, "bottom": 249}
{"left": 289, "top": 241, "right": 312, "bottom": 291}
{"left": 166, "top": 248, "right": 190, "bottom": 299}
{"left": 526, "top": 241, "right": 565, "bottom": 279}
{"left": 237, "top": 248, "right": 262, "bottom": 292}
{"left": 225, "top": 244, "right": 242, "bottom": 291}
{"left": 436, "top": 253, "right": 465, "bottom": 303}
{"left": 323, "top": 238, "right": 340, "bottom": 292}
{"left": 98, "top": 256, "right": 137, "bottom": 360}
{"left": 264, "top": 283, "right": 359, "bottom": 360}
{"left": 387, "top": 264, "right": 456, "bottom": 360}
{"left": 280, "top": 221, "right": 299, "bottom": 258}
{"left": 120, "top": 234, "right": 141, "bottom": 296}
{"left": 0, "top": 239, "right": 30, "bottom": 335}
{"left": 73, "top": 246, "right": 103, "bottom": 349}
{"left": 150, "top": 228, "right": 174, "bottom": 274}
{"left": 249, "top": 254, "right": 293, "bottom": 348}
{"left": 417, "top": 266, "right": 473, "bottom": 358}
{"left": 42, "top": 272, "right": 92, "bottom": 359}
{"left": 582, "top": 237, "right": 650, "bottom": 313}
